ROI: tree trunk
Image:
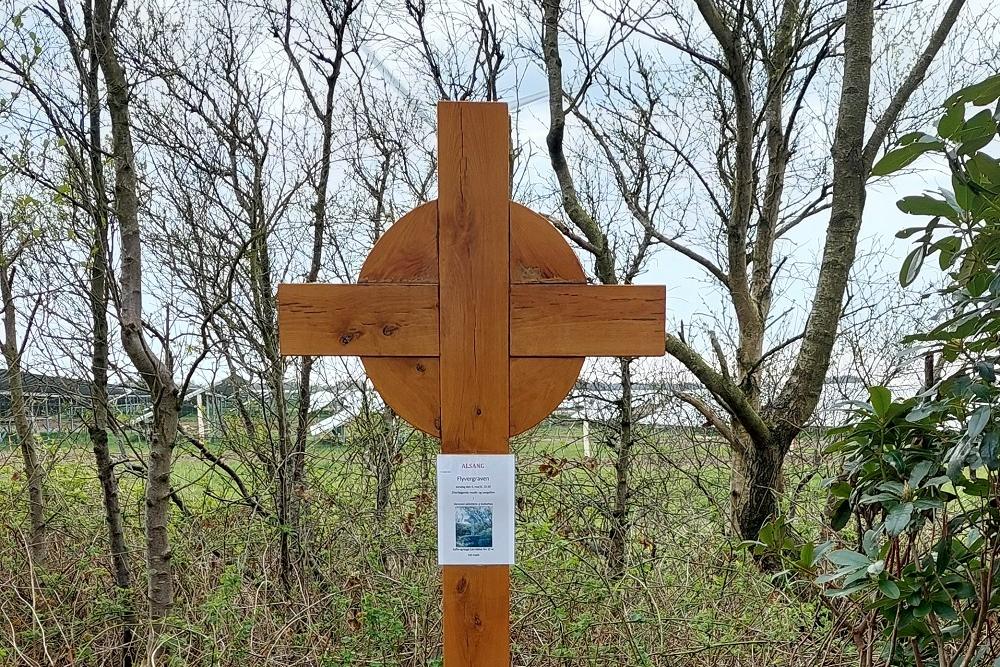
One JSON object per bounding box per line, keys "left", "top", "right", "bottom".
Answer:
{"left": 0, "top": 277, "right": 46, "bottom": 566}
{"left": 291, "top": 355, "right": 313, "bottom": 552}
{"left": 608, "top": 358, "right": 633, "bottom": 577}
{"left": 87, "top": 212, "right": 136, "bottom": 663}
{"left": 248, "top": 214, "right": 298, "bottom": 591}
{"left": 374, "top": 442, "right": 392, "bottom": 525}
{"left": 374, "top": 448, "right": 393, "bottom": 525}
{"left": 145, "top": 402, "right": 179, "bottom": 625}
{"left": 274, "top": 386, "right": 294, "bottom": 593}
{"left": 93, "top": 0, "right": 183, "bottom": 645}
{"left": 83, "top": 11, "right": 135, "bottom": 660}
{"left": 289, "top": 119, "right": 333, "bottom": 559}
{"left": 729, "top": 441, "right": 784, "bottom": 541}
{"left": 924, "top": 352, "right": 937, "bottom": 390}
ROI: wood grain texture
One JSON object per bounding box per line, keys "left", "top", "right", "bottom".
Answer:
{"left": 510, "top": 284, "right": 666, "bottom": 357}
{"left": 358, "top": 200, "right": 583, "bottom": 285}
{"left": 508, "top": 204, "right": 585, "bottom": 435}
{"left": 362, "top": 357, "right": 440, "bottom": 435}
{"left": 443, "top": 566, "right": 510, "bottom": 666}
{"left": 277, "top": 284, "right": 438, "bottom": 356}
{"left": 359, "top": 202, "right": 438, "bottom": 284}
{"left": 364, "top": 200, "right": 587, "bottom": 437}
{"left": 362, "top": 356, "right": 584, "bottom": 438}
{"left": 509, "top": 357, "right": 584, "bottom": 435}
{"left": 510, "top": 203, "right": 585, "bottom": 284}
{"left": 437, "top": 102, "right": 510, "bottom": 453}
{"left": 438, "top": 101, "right": 511, "bottom": 666}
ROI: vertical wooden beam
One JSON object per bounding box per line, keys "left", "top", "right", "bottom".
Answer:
{"left": 437, "top": 101, "right": 511, "bottom": 665}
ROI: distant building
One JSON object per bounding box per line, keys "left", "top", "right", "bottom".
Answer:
{"left": 0, "top": 367, "right": 378, "bottom": 443}
{"left": 0, "top": 370, "right": 150, "bottom": 436}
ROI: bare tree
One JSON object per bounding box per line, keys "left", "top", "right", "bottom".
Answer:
{"left": 539, "top": 0, "right": 973, "bottom": 541}
{"left": 136, "top": 0, "right": 304, "bottom": 590}
{"left": 0, "top": 4, "right": 138, "bottom": 657}
{"left": 93, "top": 0, "right": 186, "bottom": 645}
{"left": 537, "top": 0, "right": 687, "bottom": 573}
{"left": 397, "top": 0, "right": 508, "bottom": 101}
{"left": 271, "top": 0, "right": 363, "bottom": 579}
{"left": 0, "top": 195, "right": 47, "bottom": 568}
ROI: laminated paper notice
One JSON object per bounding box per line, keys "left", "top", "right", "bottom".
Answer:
{"left": 437, "top": 454, "right": 515, "bottom": 566}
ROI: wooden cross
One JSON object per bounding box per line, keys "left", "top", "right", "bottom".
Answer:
{"left": 278, "top": 101, "right": 665, "bottom": 666}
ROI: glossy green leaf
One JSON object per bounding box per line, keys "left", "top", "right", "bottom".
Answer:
{"left": 831, "top": 499, "right": 852, "bottom": 531}
{"left": 969, "top": 152, "right": 1000, "bottom": 186}
{"left": 878, "top": 579, "right": 901, "bottom": 599}
{"left": 885, "top": 503, "right": 913, "bottom": 536}
{"left": 935, "top": 538, "right": 952, "bottom": 574}
{"left": 957, "top": 110, "right": 998, "bottom": 157}
{"left": 908, "top": 460, "right": 933, "bottom": 488}
{"left": 934, "top": 236, "right": 962, "bottom": 269}
{"left": 938, "top": 103, "right": 965, "bottom": 139}
{"left": 897, "top": 195, "right": 957, "bottom": 219}
{"left": 827, "top": 549, "right": 871, "bottom": 568}
{"left": 895, "top": 225, "right": 929, "bottom": 239}
{"left": 899, "top": 247, "right": 925, "bottom": 287}
{"left": 933, "top": 601, "right": 958, "bottom": 621}
{"left": 869, "top": 386, "right": 892, "bottom": 418}
{"left": 968, "top": 405, "right": 991, "bottom": 438}
{"left": 944, "top": 74, "right": 1000, "bottom": 107}
{"left": 981, "top": 431, "right": 999, "bottom": 469}
{"left": 872, "top": 140, "right": 944, "bottom": 177}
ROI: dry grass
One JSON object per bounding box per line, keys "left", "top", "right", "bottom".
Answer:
{"left": 0, "top": 424, "right": 852, "bottom": 666}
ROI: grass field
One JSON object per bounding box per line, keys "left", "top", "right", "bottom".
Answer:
{"left": 0, "top": 421, "right": 849, "bottom": 666}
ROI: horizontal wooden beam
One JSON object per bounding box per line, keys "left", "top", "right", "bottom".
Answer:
{"left": 279, "top": 283, "right": 666, "bottom": 358}
{"left": 278, "top": 284, "right": 439, "bottom": 356}
{"left": 510, "top": 284, "right": 665, "bottom": 357}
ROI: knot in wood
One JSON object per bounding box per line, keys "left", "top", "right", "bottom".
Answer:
{"left": 382, "top": 323, "right": 400, "bottom": 336}
{"left": 339, "top": 330, "right": 361, "bottom": 346}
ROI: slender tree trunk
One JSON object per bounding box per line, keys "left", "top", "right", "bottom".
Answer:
{"left": 541, "top": 0, "right": 616, "bottom": 286}
{"left": 83, "top": 12, "right": 135, "bottom": 661}
{"left": 291, "top": 355, "right": 313, "bottom": 550}
{"left": 245, "top": 207, "right": 298, "bottom": 591}
{"left": 924, "top": 352, "right": 937, "bottom": 390}
{"left": 0, "top": 275, "right": 46, "bottom": 566}
{"left": 374, "top": 411, "right": 398, "bottom": 524}
{"left": 280, "top": 0, "right": 356, "bottom": 577}
{"left": 87, "top": 191, "right": 137, "bottom": 664}
{"left": 275, "top": 385, "right": 294, "bottom": 593}
{"left": 145, "top": 402, "right": 179, "bottom": 624}
{"left": 291, "top": 121, "right": 333, "bottom": 533}
{"left": 543, "top": 0, "right": 644, "bottom": 575}
{"left": 93, "top": 0, "right": 183, "bottom": 648}
{"left": 776, "top": 0, "right": 874, "bottom": 430}
{"left": 608, "top": 358, "right": 633, "bottom": 576}
{"left": 374, "top": 444, "right": 392, "bottom": 524}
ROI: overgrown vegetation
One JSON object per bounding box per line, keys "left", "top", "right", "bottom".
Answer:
{"left": 1, "top": 0, "right": 998, "bottom": 664}
{"left": 1, "top": 424, "right": 845, "bottom": 665}
{"left": 756, "top": 73, "right": 1000, "bottom": 666}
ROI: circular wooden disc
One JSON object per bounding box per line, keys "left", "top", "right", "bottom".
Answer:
{"left": 359, "top": 201, "right": 585, "bottom": 437}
